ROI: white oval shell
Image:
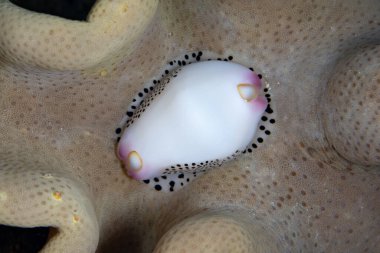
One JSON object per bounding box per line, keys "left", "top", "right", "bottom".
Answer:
{"left": 118, "top": 61, "right": 267, "bottom": 180}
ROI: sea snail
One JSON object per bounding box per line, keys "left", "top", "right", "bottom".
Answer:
{"left": 117, "top": 60, "right": 268, "bottom": 180}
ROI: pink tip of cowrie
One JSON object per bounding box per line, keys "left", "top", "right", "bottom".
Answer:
{"left": 127, "top": 151, "right": 143, "bottom": 172}
{"left": 237, "top": 83, "right": 258, "bottom": 102}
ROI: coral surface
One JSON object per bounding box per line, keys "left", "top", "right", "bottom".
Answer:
{"left": 0, "top": 0, "right": 379, "bottom": 252}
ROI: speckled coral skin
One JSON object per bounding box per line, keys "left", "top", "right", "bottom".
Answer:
{"left": 0, "top": 0, "right": 379, "bottom": 252}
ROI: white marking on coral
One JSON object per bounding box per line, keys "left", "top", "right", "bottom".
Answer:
{"left": 42, "top": 173, "right": 53, "bottom": 179}
{"left": 0, "top": 192, "right": 7, "bottom": 201}
{"left": 100, "top": 69, "right": 108, "bottom": 77}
